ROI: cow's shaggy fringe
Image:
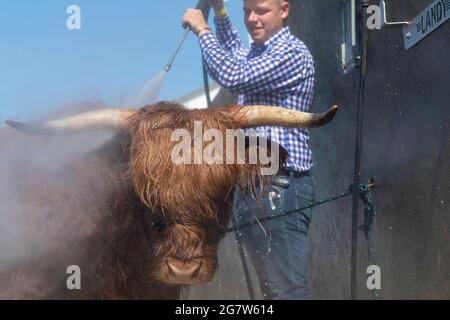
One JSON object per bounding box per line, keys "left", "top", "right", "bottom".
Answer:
{"left": 128, "top": 102, "right": 281, "bottom": 227}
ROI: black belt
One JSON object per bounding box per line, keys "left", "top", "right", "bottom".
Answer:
{"left": 281, "top": 169, "right": 311, "bottom": 178}
{"left": 271, "top": 169, "right": 310, "bottom": 188}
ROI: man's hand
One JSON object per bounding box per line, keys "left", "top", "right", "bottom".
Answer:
{"left": 208, "top": 0, "right": 225, "bottom": 12}
{"left": 208, "top": 0, "right": 227, "bottom": 18}
{"left": 182, "top": 9, "right": 210, "bottom": 36}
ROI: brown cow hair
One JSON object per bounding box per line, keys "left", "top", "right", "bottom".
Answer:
{"left": 0, "top": 101, "right": 286, "bottom": 298}
{"left": 128, "top": 102, "right": 279, "bottom": 227}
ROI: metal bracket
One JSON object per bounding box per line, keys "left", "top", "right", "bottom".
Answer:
{"left": 380, "top": 0, "right": 410, "bottom": 28}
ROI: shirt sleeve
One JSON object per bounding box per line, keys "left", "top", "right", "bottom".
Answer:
{"left": 214, "top": 16, "right": 246, "bottom": 56}
{"left": 198, "top": 33, "right": 314, "bottom": 95}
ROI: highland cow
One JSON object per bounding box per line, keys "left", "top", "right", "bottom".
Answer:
{"left": 0, "top": 101, "right": 336, "bottom": 299}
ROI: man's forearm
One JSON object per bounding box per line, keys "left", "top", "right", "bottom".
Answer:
{"left": 197, "top": 26, "right": 213, "bottom": 37}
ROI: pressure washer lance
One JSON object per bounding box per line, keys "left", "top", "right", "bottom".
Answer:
{"left": 164, "top": 0, "right": 211, "bottom": 73}
{"left": 164, "top": 28, "right": 190, "bottom": 73}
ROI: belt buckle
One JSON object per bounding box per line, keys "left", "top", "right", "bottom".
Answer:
{"left": 271, "top": 175, "right": 290, "bottom": 188}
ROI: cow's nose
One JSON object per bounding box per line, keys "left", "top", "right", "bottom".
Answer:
{"left": 165, "top": 257, "right": 203, "bottom": 284}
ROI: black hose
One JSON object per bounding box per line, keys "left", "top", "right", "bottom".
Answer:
{"left": 202, "top": 63, "right": 212, "bottom": 107}
{"left": 198, "top": 3, "right": 212, "bottom": 107}
{"left": 350, "top": 0, "right": 369, "bottom": 300}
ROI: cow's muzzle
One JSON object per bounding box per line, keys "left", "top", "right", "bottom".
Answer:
{"left": 163, "top": 257, "right": 214, "bottom": 285}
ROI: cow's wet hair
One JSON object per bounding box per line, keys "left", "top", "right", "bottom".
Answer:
{"left": 128, "top": 101, "right": 282, "bottom": 226}
{"left": 0, "top": 101, "right": 287, "bottom": 298}
{"left": 127, "top": 102, "right": 286, "bottom": 284}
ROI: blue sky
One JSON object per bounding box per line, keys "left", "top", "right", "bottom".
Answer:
{"left": 0, "top": 0, "right": 248, "bottom": 122}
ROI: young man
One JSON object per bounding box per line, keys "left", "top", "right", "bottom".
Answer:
{"left": 183, "top": 0, "right": 316, "bottom": 299}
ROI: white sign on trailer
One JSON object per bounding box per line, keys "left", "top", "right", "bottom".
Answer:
{"left": 403, "top": 0, "right": 450, "bottom": 49}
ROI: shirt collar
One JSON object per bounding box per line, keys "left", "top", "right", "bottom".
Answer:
{"left": 250, "top": 27, "right": 291, "bottom": 52}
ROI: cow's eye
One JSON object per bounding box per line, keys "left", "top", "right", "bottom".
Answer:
{"left": 151, "top": 219, "right": 168, "bottom": 232}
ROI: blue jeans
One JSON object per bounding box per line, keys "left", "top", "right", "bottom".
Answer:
{"left": 234, "top": 172, "right": 315, "bottom": 300}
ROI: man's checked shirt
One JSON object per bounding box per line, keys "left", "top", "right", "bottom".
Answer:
{"left": 198, "top": 16, "right": 315, "bottom": 172}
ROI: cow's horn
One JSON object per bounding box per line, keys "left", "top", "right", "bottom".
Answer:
{"left": 232, "top": 105, "right": 338, "bottom": 128}
{"left": 5, "top": 109, "right": 137, "bottom": 135}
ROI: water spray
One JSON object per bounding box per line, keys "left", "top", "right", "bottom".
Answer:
{"left": 127, "top": 1, "right": 212, "bottom": 108}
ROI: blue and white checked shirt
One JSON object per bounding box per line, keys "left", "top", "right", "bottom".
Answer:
{"left": 198, "top": 16, "right": 315, "bottom": 172}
